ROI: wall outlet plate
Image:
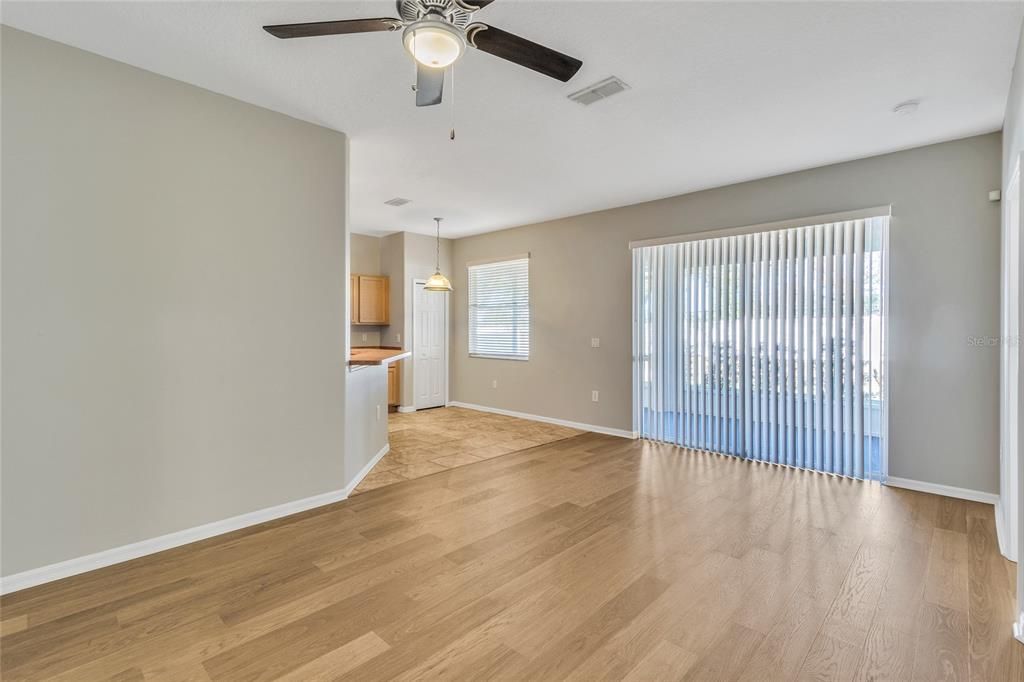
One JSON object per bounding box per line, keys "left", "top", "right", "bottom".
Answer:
{"left": 591, "top": 338, "right": 600, "bottom": 348}
{"left": 592, "top": 390, "right": 600, "bottom": 402}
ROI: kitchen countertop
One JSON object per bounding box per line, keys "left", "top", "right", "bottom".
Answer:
{"left": 348, "top": 348, "right": 411, "bottom": 366}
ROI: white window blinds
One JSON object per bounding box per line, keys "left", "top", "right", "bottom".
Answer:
{"left": 468, "top": 257, "right": 530, "bottom": 360}
{"left": 632, "top": 216, "right": 889, "bottom": 480}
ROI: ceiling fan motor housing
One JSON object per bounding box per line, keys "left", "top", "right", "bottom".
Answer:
{"left": 398, "top": 0, "right": 476, "bottom": 29}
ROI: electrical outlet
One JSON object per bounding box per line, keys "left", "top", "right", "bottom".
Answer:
{"left": 591, "top": 337, "right": 600, "bottom": 348}
{"left": 362, "top": 333, "right": 368, "bottom": 342}
{"left": 376, "top": 404, "right": 381, "bottom": 421}
{"left": 592, "top": 390, "right": 600, "bottom": 402}
{"left": 396, "top": 333, "right": 401, "bottom": 344}
{"left": 492, "top": 380, "right": 498, "bottom": 389}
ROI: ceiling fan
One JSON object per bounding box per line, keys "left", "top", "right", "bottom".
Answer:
{"left": 263, "top": 0, "right": 583, "bottom": 107}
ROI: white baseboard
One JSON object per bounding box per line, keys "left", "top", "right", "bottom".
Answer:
{"left": 397, "top": 406, "right": 416, "bottom": 414}
{"left": 446, "top": 401, "right": 637, "bottom": 440}
{"left": 0, "top": 443, "right": 391, "bottom": 596}
{"left": 995, "top": 500, "right": 1017, "bottom": 562}
{"left": 884, "top": 477, "right": 999, "bottom": 505}
{"left": 347, "top": 443, "right": 390, "bottom": 493}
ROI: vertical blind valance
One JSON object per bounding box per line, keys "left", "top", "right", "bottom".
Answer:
{"left": 632, "top": 216, "right": 889, "bottom": 480}
{"left": 469, "top": 257, "right": 530, "bottom": 360}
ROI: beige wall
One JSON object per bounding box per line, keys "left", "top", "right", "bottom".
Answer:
{"left": 345, "top": 365, "right": 388, "bottom": 480}
{"left": 350, "top": 233, "right": 382, "bottom": 275}
{"left": 1, "top": 27, "right": 349, "bottom": 576}
{"left": 350, "top": 233, "right": 382, "bottom": 347}
{"left": 379, "top": 232, "right": 405, "bottom": 349}
{"left": 452, "top": 133, "right": 1002, "bottom": 494}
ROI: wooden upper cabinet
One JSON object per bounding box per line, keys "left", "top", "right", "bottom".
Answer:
{"left": 352, "top": 275, "right": 389, "bottom": 325}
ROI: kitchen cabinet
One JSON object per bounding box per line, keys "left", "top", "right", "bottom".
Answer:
{"left": 351, "top": 275, "right": 389, "bottom": 325}
{"left": 388, "top": 362, "right": 400, "bottom": 406}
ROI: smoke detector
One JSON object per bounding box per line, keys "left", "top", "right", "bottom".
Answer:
{"left": 384, "top": 197, "right": 412, "bottom": 207}
{"left": 568, "top": 76, "right": 630, "bottom": 106}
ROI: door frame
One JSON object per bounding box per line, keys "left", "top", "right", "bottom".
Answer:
{"left": 1000, "top": 155, "right": 1022, "bottom": 564}
{"left": 409, "top": 277, "right": 450, "bottom": 411}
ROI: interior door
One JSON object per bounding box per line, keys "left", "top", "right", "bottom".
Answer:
{"left": 414, "top": 282, "right": 447, "bottom": 410}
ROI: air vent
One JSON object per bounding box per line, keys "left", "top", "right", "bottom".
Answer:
{"left": 568, "top": 76, "right": 630, "bottom": 106}
{"left": 384, "top": 197, "right": 412, "bottom": 207}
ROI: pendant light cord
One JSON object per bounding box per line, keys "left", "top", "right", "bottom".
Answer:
{"left": 435, "top": 218, "right": 442, "bottom": 271}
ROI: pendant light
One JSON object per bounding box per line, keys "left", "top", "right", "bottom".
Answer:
{"left": 424, "top": 217, "right": 452, "bottom": 292}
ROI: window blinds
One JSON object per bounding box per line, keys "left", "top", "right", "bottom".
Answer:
{"left": 468, "top": 257, "right": 530, "bottom": 360}
{"left": 632, "top": 216, "right": 888, "bottom": 480}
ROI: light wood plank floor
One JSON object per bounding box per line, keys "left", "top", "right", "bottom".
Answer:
{"left": 355, "top": 407, "right": 583, "bottom": 493}
{"left": 2, "top": 433, "right": 1022, "bottom": 680}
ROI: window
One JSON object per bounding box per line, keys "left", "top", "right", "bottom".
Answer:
{"left": 468, "top": 256, "right": 529, "bottom": 360}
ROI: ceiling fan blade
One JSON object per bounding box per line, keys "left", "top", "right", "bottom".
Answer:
{"left": 416, "top": 64, "right": 445, "bottom": 107}
{"left": 467, "top": 24, "right": 582, "bottom": 82}
{"left": 459, "top": 0, "right": 497, "bottom": 8}
{"left": 263, "top": 18, "right": 402, "bottom": 39}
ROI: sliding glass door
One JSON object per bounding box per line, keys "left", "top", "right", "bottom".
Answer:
{"left": 632, "top": 215, "right": 889, "bottom": 480}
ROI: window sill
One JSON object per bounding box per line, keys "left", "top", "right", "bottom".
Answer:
{"left": 469, "top": 354, "right": 529, "bottom": 362}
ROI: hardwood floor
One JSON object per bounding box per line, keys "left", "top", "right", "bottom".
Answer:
{"left": 354, "top": 406, "right": 584, "bottom": 494}
{"left": 2, "top": 433, "right": 1022, "bottom": 680}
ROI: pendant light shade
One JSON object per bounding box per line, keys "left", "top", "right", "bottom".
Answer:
{"left": 424, "top": 271, "right": 453, "bottom": 292}
{"left": 424, "top": 217, "right": 453, "bottom": 292}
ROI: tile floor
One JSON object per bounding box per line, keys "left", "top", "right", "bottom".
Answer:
{"left": 351, "top": 406, "right": 583, "bottom": 494}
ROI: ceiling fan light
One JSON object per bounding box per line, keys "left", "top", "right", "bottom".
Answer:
{"left": 403, "top": 21, "right": 465, "bottom": 68}
{"left": 424, "top": 271, "right": 453, "bottom": 292}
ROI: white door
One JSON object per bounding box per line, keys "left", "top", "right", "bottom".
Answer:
{"left": 414, "top": 282, "right": 447, "bottom": 410}
{"left": 1000, "top": 160, "right": 1021, "bottom": 562}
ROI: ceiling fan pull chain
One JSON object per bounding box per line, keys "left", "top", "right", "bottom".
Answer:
{"left": 450, "top": 62, "right": 456, "bottom": 141}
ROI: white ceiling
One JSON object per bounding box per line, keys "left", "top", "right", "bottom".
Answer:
{"left": 3, "top": 1, "right": 1022, "bottom": 238}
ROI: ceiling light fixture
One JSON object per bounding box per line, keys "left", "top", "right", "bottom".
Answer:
{"left": 424, "top": 217, "right": 453, "bottom": 292}
{"left": 403, "top": 20, "right": 465, "bottom": 68}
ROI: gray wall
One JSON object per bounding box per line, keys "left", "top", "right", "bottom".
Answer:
{"left": 1002, "top": 17, "right": 1024, "bottom": 638}
{"left": 452, "top": 133, "right": 1002, "bottom": 494}
{"left": 1, "top": 27, "right": 349, "bottom": 576}
{"left": 344, "top": 365, "right": 388, "bottom": 480}
{"left": 351, "top": 233, "right": 382, "bottom": 347}
{"left": 379, "top": 232, "right": 405, "bottom": 350}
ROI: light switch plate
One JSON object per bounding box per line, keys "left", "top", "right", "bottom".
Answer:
{"left": 591, "top": 390, "right": 600, "bottom": 402}
{"left": 591, "top": 337, "right": 600, "bottom": 348}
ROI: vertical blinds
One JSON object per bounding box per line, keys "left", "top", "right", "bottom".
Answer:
{"left": 632, "top": 216, "right": 888, "bottom": 480}
{"left": 468, "top": 257, "right": 530, "bottom": 360}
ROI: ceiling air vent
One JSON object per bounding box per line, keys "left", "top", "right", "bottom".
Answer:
{"left": 568, "top": 76, "right": 630, "bottom": 106}
{"left": 384, "top": 197, "right": 412, "bottom": 207}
